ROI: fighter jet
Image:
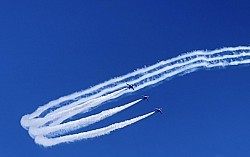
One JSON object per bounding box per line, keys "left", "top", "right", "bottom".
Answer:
{"left": 154, "top": 108, "right": 163, "bottom": 114}
{"left": 142, "top": 95, "right": 149, "bottom": 101}
{"left": 126, "top": 83, "right": 134, "bottom": 90}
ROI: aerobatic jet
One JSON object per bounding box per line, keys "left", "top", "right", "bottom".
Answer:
{"left": 142, "top": 95, "right": 149, "bottom": 101}
{"left": 126, "top": 83, "right": 134, "bottom": 90}
{"left": 154, "top": 108, "right": 163, "bottom": 114}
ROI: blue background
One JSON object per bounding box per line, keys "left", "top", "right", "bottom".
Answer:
{"left": 1, "top": 0, "right": 250, "bottom": 157}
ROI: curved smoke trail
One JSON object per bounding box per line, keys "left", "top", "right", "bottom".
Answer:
{"left": 34, "top": 112, "right": 155, "bottom": 147}
{"left": 21, "top": 46, "right": 250, "bottom": 147}
{"left": 29, "top": 98, "right": 143, "bottom": 137}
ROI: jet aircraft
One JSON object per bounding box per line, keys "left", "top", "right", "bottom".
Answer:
{"left": 126, "top": 83, "right": 134, "bottom": 90}
{"left": 142, "top": 95, "right": 149, "bottom": 101}
{"left": 154, "top": 108, "right": 163, "bottom": 114}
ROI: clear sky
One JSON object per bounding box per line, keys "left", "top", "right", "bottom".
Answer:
{"left": 1, "top": 0, "right": 250, "bottom": 157}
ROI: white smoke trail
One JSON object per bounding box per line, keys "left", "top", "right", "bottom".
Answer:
{"left": 20, "top": 46, "right": 250, "bottom": 147}
{"left": 21, "top": 46, "right": 250, "bottom": 123}
{"left": 34, "top": 111, "right": 155, "bottom": 147}
{"left": 23, "top": 46, "right": 250, "bottom": 120}
{"left": 29, "top": 99, "right": 142, "bottom": 137}
{"left": 21, "top": 88, "right": 127, "bottom": 129}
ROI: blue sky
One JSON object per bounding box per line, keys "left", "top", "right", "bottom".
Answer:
{"left": 1, "top": 0, "right": 250, "bottom": 156}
